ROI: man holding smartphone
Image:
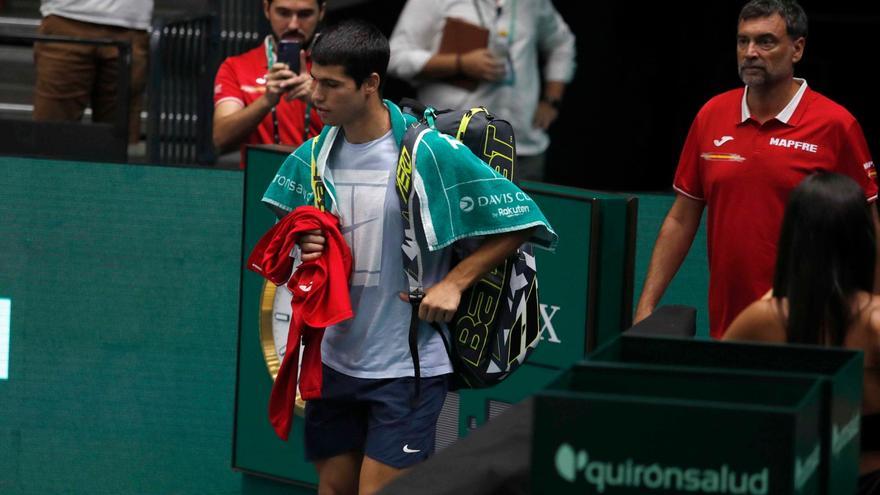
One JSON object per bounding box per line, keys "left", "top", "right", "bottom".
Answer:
{"left": 213, "top": 0, "right": 326, "bottom": 167}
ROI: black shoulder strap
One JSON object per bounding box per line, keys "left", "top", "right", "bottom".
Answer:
{"left": 396, "top": 119, "right": 432, "bottom": 404}
{"left": 398, "top": 98, "right": 428, "bottom": 118}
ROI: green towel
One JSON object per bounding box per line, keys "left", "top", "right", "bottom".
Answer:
{"left": 262, "top": 100, "right": 557, "bottom": 251}
{"left": 401, "top": 124, "right": 556, "bottom": 251}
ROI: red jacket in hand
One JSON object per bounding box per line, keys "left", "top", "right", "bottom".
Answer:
{"left": 247, "top": 205, "right": 353, "bottom": 440}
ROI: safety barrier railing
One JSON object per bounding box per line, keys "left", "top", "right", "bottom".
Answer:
{"left": 147, "top": 13, "right": 219, "bottom": 166}
{"left": 217, "top": 0, "right": 263, "bottom": 61}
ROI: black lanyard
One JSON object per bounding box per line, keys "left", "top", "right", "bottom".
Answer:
{"left": 272, "top": 102, "right": 313, "bottom": 145}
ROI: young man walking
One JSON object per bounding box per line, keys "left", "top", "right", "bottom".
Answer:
{"left": 262, "top": 20, "right": 556, "bottom": 494}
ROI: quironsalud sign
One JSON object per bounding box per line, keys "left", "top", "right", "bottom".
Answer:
{"left": 531, "top": 362, "right": 824, "bottom": 494}
{"left": 587, "top": 335, "right": 864, "bottom": 495}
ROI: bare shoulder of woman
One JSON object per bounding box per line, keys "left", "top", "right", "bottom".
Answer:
{"left": 866, "top": 295, "right": 880, "bottom": 338}
{"left": 723, "top": 298, "right": 786, "bottom": 343}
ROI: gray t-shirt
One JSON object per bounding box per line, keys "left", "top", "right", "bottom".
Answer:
{"left": 41, "top": 0, "right": 153, "bottom": 30}
{"left": 321, "top": 129, "right": 453, "bottom": 379}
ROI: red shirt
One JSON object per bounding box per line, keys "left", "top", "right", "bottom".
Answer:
{"left": 214, "top": 37, "right": 323, "bottom": 167}
{"left": 674, "top": 81, "right": 878, "bottom": 338}
{"left": 247, "top": 206, "right": 353, "bottom": 440}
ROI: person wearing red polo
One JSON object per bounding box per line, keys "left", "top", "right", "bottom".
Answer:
{"left": 635, "top": 0, "right": 879, "bottom": 338}
{"left": 212, "top": 0, "right": 325, "bottom": 167}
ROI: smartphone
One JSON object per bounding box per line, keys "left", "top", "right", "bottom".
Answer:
{"left": 277, "top": 40, "right": 301, "bottom": 74}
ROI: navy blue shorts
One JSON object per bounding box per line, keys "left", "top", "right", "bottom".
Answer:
{"left": 304, "top": 364, "right": 448, "bottom": 469}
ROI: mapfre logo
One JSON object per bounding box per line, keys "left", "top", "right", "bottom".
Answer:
{"left": 768, "top": 137, "right": 818, "bottom": 153}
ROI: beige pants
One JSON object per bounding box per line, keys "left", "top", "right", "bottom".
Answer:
{"left": 33, "top": 15, "right": 149, "bottom": 143}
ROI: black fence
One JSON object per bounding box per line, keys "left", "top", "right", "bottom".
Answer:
{"left": 147, "top": 13, "right": 219, "bottom": 166}
{"left": 0, "top": 2, "right": 277, "bottom": 167}
{"left": 216, "top": 0, "right": 263, "bottom": 61}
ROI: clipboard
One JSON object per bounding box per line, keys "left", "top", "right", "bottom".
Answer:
{"left": 437, "top": 17, "right": 489, "bottom": 91}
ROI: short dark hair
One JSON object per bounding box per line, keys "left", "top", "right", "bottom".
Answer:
{"left": 773, "top": 172, "right": 875, "bottom": 346}
{"left": 267, "top": 0, "right": 326, "bottom": 5}
{"left": 739, "top": 0, "right": 808, "bottom": 40}
{"left": 310, "top": 19, "right": 389, "bottom": 88}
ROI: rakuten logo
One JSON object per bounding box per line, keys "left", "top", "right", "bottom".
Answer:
{"left": 496, "top": 205, "right": 530, "bottom": 218}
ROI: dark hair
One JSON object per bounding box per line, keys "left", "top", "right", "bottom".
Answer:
{"left": 267, "top": 0, "right": 326, "bottom": 5}
{"left": 310, "top": 19, "right": 389, "bottom": 88}
{"left": 739, "top": 0, "right": 808, "bottom": 40}
{"left": 773, "top": 172, "right": 875, "bottom": 346}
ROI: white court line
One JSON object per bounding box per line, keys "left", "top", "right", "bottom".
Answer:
{"left": 0, "top": 298, "right": 9, "bottom": 380}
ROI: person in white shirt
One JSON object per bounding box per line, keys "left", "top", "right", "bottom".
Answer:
{"left": 388, "top": 0, "right": 576, "bottom": 182}
{"left": 33, "top": 0, "right": 153, "bottom": 143}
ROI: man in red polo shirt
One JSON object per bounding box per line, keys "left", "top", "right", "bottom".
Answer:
{"left": 212, "top": 0, "right": 325, "bottom": 167}
{"left": 635, "top": 0, "right": 879, "bottom": 338}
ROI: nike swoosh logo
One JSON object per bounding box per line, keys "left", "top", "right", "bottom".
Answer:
{"left": 713, "top": 136, "right": 734, "bottom": 146}
{"left": 341, "top": 217, "right": 379, "bottom": 234}
{"left": 402, "top": 444, "right": 421, "bottom": 453}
